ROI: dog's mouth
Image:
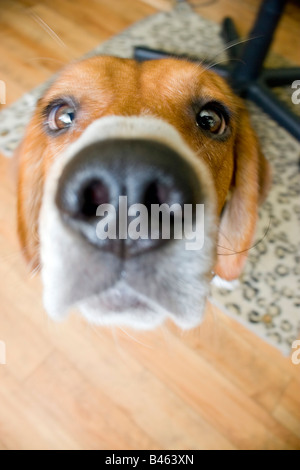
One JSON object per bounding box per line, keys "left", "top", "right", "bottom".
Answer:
{"left": 77, "top": 280, "right": 169, "bottom": 329}
{"left": 92, "top": 276, "right": 150, "bottom": 314}
{"left": 101, "top": 290, "right": 146, "bottom": 312}
{"left": 39, "top": 116, "right": 217, "bottom": 330}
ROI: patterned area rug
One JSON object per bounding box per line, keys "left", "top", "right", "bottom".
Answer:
{"left": 0, "top": 3, "right": 299, "bottom": 355}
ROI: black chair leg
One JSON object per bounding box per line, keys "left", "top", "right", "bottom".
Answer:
{"left": 221, "top": 17, "right": 243, "bottom": 60}
{"left": 229, "top": 0, "right": 287, "bottom": 91}
{"left": 248, "top": 82, "right": 300, "bottom": 141}
{"left": 263, "top": 68, "right": 300, "bottom": 87}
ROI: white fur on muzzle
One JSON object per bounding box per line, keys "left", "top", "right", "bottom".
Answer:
{"left": 40, "top": 116, "right": 217, "bottom": 329}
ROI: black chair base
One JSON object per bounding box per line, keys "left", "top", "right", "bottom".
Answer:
{"left": 134, "top": 0, "right": 300, "bottom": 141}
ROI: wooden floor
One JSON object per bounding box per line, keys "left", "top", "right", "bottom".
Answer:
{"left": 0, "top": 0, "right": 299, "bottom": 450}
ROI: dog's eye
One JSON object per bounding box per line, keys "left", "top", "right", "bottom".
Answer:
{"left": 196, "top": 106, "right": 227, "bottom": 135}
{"left": 47, "top": 104, "right": 76, "bottom": 131}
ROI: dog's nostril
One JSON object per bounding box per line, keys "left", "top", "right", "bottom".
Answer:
{"left": 143, "top": 181, "right": 171, "bottom": 210}
{"left": 80, "top": 180, "right": 110, "bottom": 217}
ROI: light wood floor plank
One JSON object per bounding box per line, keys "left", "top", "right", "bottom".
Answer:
{"left": 0, "top": 0, "right": 299, "bottom": 450}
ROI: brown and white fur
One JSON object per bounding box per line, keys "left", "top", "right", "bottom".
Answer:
{"left": 16, "top": 56, "right": 271, "bottom": 329}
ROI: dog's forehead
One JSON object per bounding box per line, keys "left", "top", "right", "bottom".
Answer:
{"left": 141, "top": 58, "right": 235, "bottom": 105}
{"left": 42, "top": 57, "right": 236, "bottom": 111}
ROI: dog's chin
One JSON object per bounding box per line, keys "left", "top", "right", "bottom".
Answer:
{"left": 76, "top": 281, "right": 170, "bottom": 330}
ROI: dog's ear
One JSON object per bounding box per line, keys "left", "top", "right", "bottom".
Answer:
{"left": 215, "top": 107, "right": 271, "bottom": 280}
{"left": 16, "top": 111, "right": 46, "bottom": 270}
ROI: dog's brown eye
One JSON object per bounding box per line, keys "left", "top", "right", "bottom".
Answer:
{"left": 196, "top": 107, "right": 226, "bottom": 135}
{"left": 48, "top": 104, "right": 76, "bottom": 131}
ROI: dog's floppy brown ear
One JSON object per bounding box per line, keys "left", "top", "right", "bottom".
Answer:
{"left": 215, "top": 107, "right": 271, "bottom": 280}
{"left": 16, "top": 111, "right": 47, "bottom": 270}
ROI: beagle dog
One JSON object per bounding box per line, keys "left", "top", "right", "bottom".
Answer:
{"left": 16, "top": 56, "right": 271, "bottom": 329}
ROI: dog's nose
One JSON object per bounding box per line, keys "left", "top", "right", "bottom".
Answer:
{"left": 56, "top": 139, "right": 202, "bottom": 258}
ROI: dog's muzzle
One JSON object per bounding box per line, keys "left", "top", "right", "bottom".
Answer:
{"left": 40, "top": 116, "right": 217, "bottom": 329}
